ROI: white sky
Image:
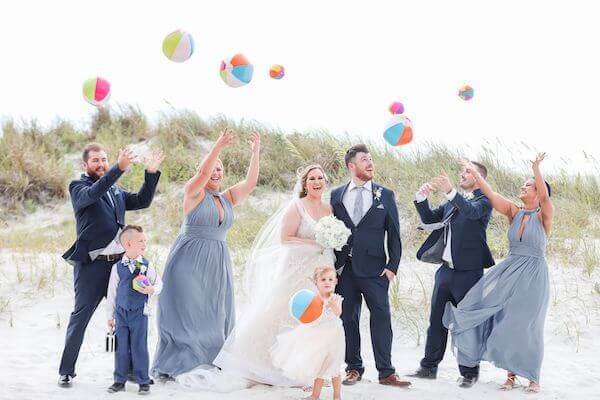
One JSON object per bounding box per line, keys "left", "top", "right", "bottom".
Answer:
{"left": 1, "top": 0, "right": 599, "bottom": 174}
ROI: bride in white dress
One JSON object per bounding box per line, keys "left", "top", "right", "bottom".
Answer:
{"left": 213, "top": 164, "right": 336, "bottom": 386}
{"left": 175, "top": 164, "right": 337, "bottom": 390}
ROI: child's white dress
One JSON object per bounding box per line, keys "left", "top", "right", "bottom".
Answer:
{"left": 270, "top": 298, "right": 345, "bottom": 384}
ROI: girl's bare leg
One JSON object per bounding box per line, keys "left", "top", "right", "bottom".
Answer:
{"left": 305, "top": 378, "right": 324, "bottom": 400}
{"left": 332, "top": 375, "right": 341, "bottom": 399}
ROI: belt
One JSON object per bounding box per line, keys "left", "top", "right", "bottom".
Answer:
{"left": 96, "top": 253, "right": 124, "bottom": 262}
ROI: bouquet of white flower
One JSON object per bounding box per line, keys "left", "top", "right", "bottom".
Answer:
{"left": 315, "top": 215, "right": 351, "bottom": 251}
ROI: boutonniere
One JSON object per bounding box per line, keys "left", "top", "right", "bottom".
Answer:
{"left": 374, "top": 187, "right": 383, "bottom": 202}
{"left": 113, "top": 186, "right": 121, "bottom": 195}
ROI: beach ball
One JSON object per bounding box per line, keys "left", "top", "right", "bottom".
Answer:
{"left": 220, "top": 53, "right": 254, "bottom": 88}
{"left": 269, "top": 64, "right": 285, "bottom": 79}
{"left": 289, "top": 289, "right": 323, "bottom": 324}
{"left": 458, "top": 85, "right": 474, "bottom": 101}
{"left": 162, "top": 30, "right": 194, "bottom": 62}
{"left": 82, "top": 77, "right": 110, "bottom": 107}
{"left": 384, "top": 114, "right": 413, "bottom": 146}
{"left": 388, "top": 102, "right": 404, "bottom": 115}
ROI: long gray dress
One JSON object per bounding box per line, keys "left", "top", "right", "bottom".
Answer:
{"left": 443, "top": 208, "right": 549, "bottom": 382}
{"left": 152, "top": 190, "right": 235, "bottom": 377}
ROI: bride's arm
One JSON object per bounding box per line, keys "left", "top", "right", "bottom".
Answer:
{"left": 280, "top": 203, "right": 319, "bottom": 246}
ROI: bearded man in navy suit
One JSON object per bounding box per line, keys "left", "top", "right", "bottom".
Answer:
{"left": 58, "top": 143, "right": 163, "bottom": 387}
{"left": 330, "top": 144, "right": 411, "bottom": 388}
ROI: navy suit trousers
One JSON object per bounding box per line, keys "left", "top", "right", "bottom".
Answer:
{"left": 421, "top": 264, "right": 483, "bottom": 377}
{"left": 59, "top": 258, "right": 113, "bottom": 376}
{"left": 336, "top": 259, "right": 395, "bottom": 379}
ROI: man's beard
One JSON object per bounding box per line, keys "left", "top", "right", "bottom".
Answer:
{"left": 355, "top": 169, "right": 373, "bottom": 182}
{"left": 86, "top": 168, "right": 105, "bottom": 181}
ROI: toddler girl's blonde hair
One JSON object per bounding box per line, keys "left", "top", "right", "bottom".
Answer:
{"left": 312, "top": 266, "right": 338, "bottom": 283}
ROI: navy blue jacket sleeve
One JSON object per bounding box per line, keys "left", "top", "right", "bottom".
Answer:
{"left": 413, "top": 198, "right": 445, "bottom": 224}
{"left": 448, "top": 193, "right": 492, "bottom": 220}
{"left": 385, "top": 190, "right": 402, "bottom": 273}
{"left": 123, "top": 171, "right": 161, "bottom": 211}
{"left": 69, "top": 164, "right": 124, "bottom": 212}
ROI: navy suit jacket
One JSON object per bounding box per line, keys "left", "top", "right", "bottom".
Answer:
{"left": 62, "top": 164, "right": 161, "bottom": 265}
{"left": 414, "top": 189, "right": 495, "bottom": 270}
{"left": 330, "top": 182, "right": 402, "bottom": 278}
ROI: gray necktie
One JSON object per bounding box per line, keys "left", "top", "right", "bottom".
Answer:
{"left": 352, "top": 186, "right": 364, "bottom": 225}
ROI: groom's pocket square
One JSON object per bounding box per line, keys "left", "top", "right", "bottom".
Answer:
{"left": 377, "top": 204, "right": 385, "bottom": 209}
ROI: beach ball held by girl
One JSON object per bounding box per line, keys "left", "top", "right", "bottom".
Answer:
{"left": 220, "top": 53, "right": 254, "bottom": 87}
{"left": 82, "top": 77, "right": 110, "bottom": 107}
{"left": 383, "top": 114, "right": 413, "bottom": 146}
{"left": 290, "top": 289, "right": 323, "bottom": 324}
{"left": 162, "top": 30, "right": 194, "bottom": 62}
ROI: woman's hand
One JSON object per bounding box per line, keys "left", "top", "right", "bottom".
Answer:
{"left": 249, "top": 132, "right": 260, "bottom": 154}
{"left": 216, "top": 128, "right": 235, "bottom": 149}
{"left": 530, "top": 152, "right": 546, "bottom": 170}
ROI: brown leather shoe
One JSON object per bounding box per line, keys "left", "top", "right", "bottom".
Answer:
{"left": 342, "top": 370, "right": 362, "bottom": 385}
{"left": 379, "top": 373, "right": 412, "bottom": 387}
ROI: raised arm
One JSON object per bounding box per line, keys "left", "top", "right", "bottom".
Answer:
{"left": 459, "top": 160, "right": 519, "bottom": 220}
{"left": 280, "top": 201, "right": 319, "bottom": 246}
{"left": 184, "top": 129, "right": 234, "bottom": 201}
{"left": 223, "top": 132, "right": 260, "bottom": 207}
{"left": 70, "top": 149, "right": 135, "bottom": 211}
{"left": 531, "top": 153, "right": 554, "bottom": 234}
{"left": 413, "top": 183, "right": 445, "bottom": 224}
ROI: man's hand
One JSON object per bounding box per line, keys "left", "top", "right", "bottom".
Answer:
{"left": 380, "top": 268, "right": 396, "bottom": 282}
{"left": 117, "top": 148, "right": 137, "bottom": 171}
{"left": 418, "top": 182, "right": 435, "bottom": 198}
{"left": 143, "top": 149, "right": 165, "bottom": 173}
{"left": 431, "top": 172, "right": 453, "bottom": 194}
{"left": 107, "top": 319, "right": 115, "bottom": 329}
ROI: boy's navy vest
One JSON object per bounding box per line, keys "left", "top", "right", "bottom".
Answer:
{"left": 116, "top": 258, "right": 149, "bottom": 311}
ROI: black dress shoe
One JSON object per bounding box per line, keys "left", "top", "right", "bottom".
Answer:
{"left": 107, "top": 382, "right": 126, "bottom": 393}
{"left": 458, "top": 375, "right": 478, "bottom": 388}
{"left": 138, "top": 384, "right": 150, "bottom": 395}
{"left": 58, "top": 375, "right": 73, "bottom": 387}
{"left": 407, "top": 367, "right": 437, "bottom": 379}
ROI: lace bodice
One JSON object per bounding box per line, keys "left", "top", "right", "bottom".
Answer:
{"left": 294, "top": 199, "right": 318, "bottom": 240}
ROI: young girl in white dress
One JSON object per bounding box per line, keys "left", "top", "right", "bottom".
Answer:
{"left": 271, "top": 266, "right": 345, "bottom": 400}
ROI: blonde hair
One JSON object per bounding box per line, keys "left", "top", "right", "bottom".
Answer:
{"left": 312, "top": 266, "right": 337, "bottom": 283}
{"left": 296, "top": 164, "right": 328, "bottom": 198}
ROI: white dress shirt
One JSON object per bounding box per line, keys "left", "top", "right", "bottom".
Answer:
{"left": 343, "top": 180, "right": 373, "bottom": 222}
{"left": 106, "top": 255, "right": 163, "bottom": 320}
{"left": 415, "top": 188, "right": 458, "bottom": 266}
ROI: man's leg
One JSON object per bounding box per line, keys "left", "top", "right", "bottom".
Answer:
{"left": 451, "top": 269, "right": 484, "bottom": 378}
{"left": 59, "top": 259, "right": 112, "bottom": 377}
{"left": 336, "top": 261, "right": 364, "bottom": 376}
{"left": 359, "top": 275, "right": 395, "bottom": 379}
{"left": 420, "top": 265, "right": 453, "bottom": 370}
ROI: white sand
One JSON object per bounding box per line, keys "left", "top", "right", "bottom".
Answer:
{"left": 0, "top": 249, "right": 598, "bottom": 400}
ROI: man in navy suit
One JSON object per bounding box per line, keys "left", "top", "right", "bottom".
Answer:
{"left": 408, "top": 162, "right": 494, "bottom": 388}
{"left": 58, "top": 143, "right": 163, "bottom": 387}
{"left": 331, "top": 144, "right": 411, "bottom": 388}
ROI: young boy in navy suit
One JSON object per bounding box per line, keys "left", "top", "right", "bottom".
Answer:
{"left": 106, "top": 225, "right": 163, "bottom": 395}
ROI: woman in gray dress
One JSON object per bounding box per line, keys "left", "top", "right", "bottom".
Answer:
{"left": 152, "top": 128, "right": 260, "bottom": 380}
{"left": 443, "top": 153, "right": 554, "bottom": 393}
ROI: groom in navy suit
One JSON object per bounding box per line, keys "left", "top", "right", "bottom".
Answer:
{"left": 331, "top": 144, "right": 410, "bottom": 388}
{"left": 408, "top": 162, "right": 494, "bottom": 388}
{"left": 58, "top": 143, "right": 163, "bottom": 387}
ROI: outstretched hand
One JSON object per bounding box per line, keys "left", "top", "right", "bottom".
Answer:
{"left": 216, "top": 128, "right": 235, "bottom": 149}
{"left": 430, "top": 171, "right": 453, "bottom": 194}
{"left": 249, "top": 132, "right": 260, "bottom": 153}
{"left": 143, "top": 149, "right": 165, "bottom": 173}
{"left": 530, "top": 152, "right": 546, "bottom": 169}
{"left": 117, "top": 148, "right": 137, "bottom": 171}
